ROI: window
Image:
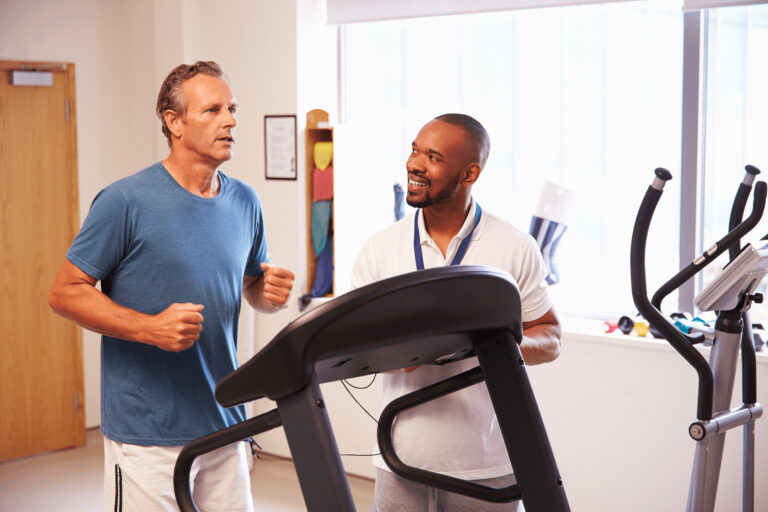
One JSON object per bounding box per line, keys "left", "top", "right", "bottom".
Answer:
{"left": 340, "top": 1, "right": 684, "bottom": 316}
{"left": 700, "top": 4, "right": 768, "bottom": 321}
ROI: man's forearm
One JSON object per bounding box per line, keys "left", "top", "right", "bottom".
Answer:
{"left": 49, "top": 280, "right": 154, "bottom": 342}
{"left": 50, "top": 269, "right": 204, "bottom": 352}
{"left": 520, "top": 323, "right": 562, "bottom": 365}
{"left": 520, "top": 307, "right": 562, "bottom": 365}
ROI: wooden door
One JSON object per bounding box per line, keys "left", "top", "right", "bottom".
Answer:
{"left": 0, "top": 61, "right": 84, "bottom": 461}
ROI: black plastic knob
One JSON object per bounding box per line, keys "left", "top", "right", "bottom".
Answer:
{"left": 655, "top": 167, "right": 672, "bottom": 181}
{"left": 745, "top": 164, "right": 761, "bottom": 176}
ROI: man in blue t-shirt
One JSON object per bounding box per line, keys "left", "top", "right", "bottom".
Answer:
{"left": 48, "top": 61, "right": 294, "bottom": 512}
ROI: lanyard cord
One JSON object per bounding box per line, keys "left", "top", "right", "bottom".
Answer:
{"left": 413, "top": 203, "right": 483, "bottom": 270}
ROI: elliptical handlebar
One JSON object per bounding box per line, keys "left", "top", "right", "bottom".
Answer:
{"left": 729, "top": 165, "right": 761, "bottom": 260}
{"left": 631, "top": 166, "right": 766, "bottom": 421}
{"left": 650, "top": 178, "right": 766, "bottom": 311}
{"left": 729, "top": 165, "right": 762, "bottom": 407}
{"left": 630, "top": 168, "right": 715, "bottom": 420}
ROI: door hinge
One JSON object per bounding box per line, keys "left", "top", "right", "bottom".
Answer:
{"left": 65, "top": 99, "right": 70, "bottom": 121}
{"left": 74, "top": 391, "right": 79, "bottom": 412}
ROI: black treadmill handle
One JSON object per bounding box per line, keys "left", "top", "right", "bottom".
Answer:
{"left": 377, "top": 366, "right": 522, "bottom": 503}
{"left": 630, "top": 171, "right": 714, "bottom": 421}
{"left": 173, "top": 408, "right": 282, "bottom": 512}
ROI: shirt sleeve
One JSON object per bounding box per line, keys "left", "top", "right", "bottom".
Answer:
{"left": 516, "top": 235, "right": 553, "bottom": 323}
{"left": 350, "top": 238, "right": 378, "bottom": 290}
{"left": 66, "top": 186, "right": 130, "bottom": 281}
{"left": 244, "top": 200, "right": 270, "bottom": 277}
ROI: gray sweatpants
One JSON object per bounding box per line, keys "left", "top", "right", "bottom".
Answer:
{"left": 374, "top": 468, "right": 525, "bottom": 512}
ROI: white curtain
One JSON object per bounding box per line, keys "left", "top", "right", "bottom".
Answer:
{"left": 326, "top": 0, "right": 634, "bottom": 24}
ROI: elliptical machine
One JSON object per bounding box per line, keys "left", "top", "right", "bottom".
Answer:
{"left": 631, "top": 166, "right": 767, "bottom": 511}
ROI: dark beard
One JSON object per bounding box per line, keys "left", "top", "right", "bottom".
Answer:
{"left": 406, "top": 173, "right": 462, "bottom": 208}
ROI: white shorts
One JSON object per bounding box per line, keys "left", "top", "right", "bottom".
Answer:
{"left": 103, "top": 436, "right": 254, "bottom": 512}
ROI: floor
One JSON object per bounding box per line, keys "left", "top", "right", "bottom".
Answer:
{"left": 0, "top": 428, "right": 375, "bottom": 511}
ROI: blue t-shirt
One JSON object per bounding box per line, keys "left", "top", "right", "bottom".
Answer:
{"left": 67, "top": 162, "right": 268, "bottom": 445}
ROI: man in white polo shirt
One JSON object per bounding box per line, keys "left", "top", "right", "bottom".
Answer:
{"left": 351, "top": 113, "right": 562, "bottom": 512}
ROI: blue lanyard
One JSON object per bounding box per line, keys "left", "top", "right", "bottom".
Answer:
{"left": 413, "top": 203, "right": 483, "bottom": 270}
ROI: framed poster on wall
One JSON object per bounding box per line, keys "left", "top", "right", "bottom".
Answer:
{"left": 264, "top": 114, "right": 297, "bottom": 180}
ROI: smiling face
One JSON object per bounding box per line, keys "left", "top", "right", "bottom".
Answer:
{"left": 405, "top": 120, "right": 476, "bottom": 209}
{"left": 171, "top": 74, "right": 237, "bottom": 166}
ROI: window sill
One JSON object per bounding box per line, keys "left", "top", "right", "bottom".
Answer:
{"left": 561, "top": 315, "right": 768, "bottom": 364}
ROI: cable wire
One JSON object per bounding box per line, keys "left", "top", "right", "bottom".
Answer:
{"left": 338, "top": 375, "right": 390, "bottom": 457}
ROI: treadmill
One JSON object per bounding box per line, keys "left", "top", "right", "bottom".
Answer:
{"left": 173, "top": 265, "right": 570, "bottom": 512}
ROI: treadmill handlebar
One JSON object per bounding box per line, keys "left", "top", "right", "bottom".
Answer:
{"left": 630, "top": 169, "right": 715, "bottom": 421}
{"left": 215, "top": 266, "right": 524, "bottom": 407}
{"left": 377, "top": 366, "right": 523, "bottom": 503}
{"left": 174, "top": 409, "right": 282, "bottom": 512}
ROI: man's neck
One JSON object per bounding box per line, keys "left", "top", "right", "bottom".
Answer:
{"left": 162, "top": 153, "right": 220, "bottom": 198}
{"left": 422, "top": 196, "right": 472, "bottom": 257}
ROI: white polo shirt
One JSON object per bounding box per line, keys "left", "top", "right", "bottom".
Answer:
{"left": 351, "top": 198, "right": 553, "bottom": 480}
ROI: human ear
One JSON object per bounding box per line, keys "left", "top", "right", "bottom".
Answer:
{"left": 164, "top": 109, "right": 183, "bottom": 139}
{"left": 463, "top": 163, "right": 481, "bottom": 185}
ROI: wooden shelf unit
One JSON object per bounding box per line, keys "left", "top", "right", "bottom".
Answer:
{"left": 305, "top": 109, "right": 334, "bottom": 296}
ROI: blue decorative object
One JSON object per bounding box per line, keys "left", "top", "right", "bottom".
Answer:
{"left": 311, "top": 200, "right": 332, "bottom": 256}
{"left": 311, "top": 234, "right": 334, "bottom": 297}
{"left": 394, "top": 183, "right": 405, "bottom": 221}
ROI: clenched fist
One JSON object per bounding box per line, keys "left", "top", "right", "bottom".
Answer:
{"left": 145, "top": 302, "right": 205, "bottom": 352}
{"left": 260, "top": 263, "right": 295, "bottom": 309}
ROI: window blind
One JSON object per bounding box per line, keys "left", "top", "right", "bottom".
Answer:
{"left": 683, "top": 0, "right": 767, "bottom": 10}
{"left": 326, "top": 0, "right": 635, "bottom": 24}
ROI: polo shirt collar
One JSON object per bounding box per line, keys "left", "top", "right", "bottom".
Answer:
{"left": 416, "top": 197, "right": 483, "bottom": 247}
